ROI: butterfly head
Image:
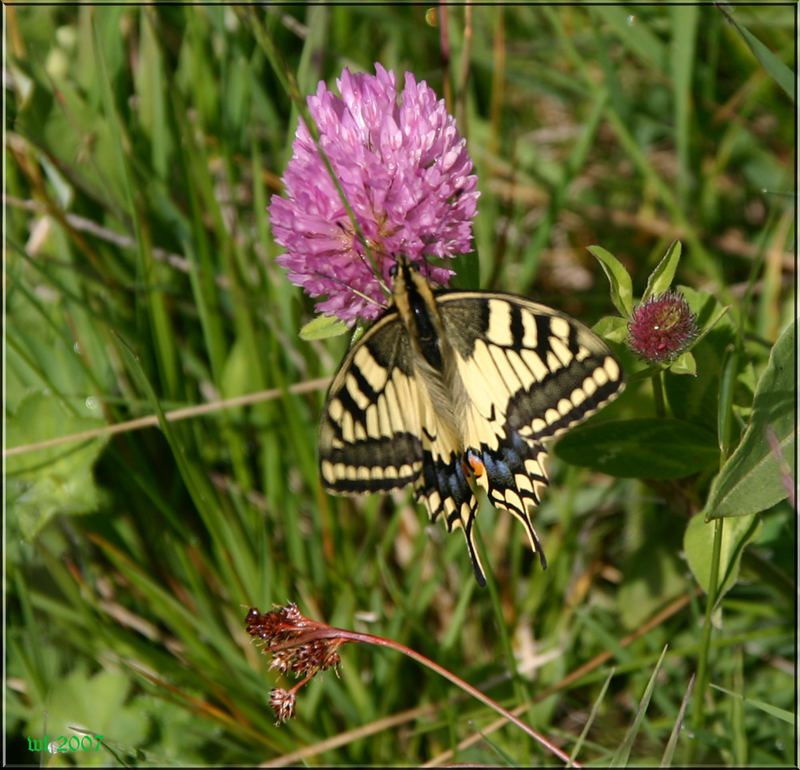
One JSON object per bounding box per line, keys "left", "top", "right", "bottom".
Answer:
{"left": 388, "top": 256, "right": 439, "bottom": 307}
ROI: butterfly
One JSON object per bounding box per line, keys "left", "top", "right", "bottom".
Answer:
{"left": 318, "top": 257, "right": 625, "bottom": 585}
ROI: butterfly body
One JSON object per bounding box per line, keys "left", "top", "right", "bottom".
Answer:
{"left": 319, "top": 258, "right": 624, "bottom": 585}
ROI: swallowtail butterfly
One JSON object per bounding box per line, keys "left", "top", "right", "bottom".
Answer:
{"left": 319, "top": 258, "right": 624, "bottom": 585}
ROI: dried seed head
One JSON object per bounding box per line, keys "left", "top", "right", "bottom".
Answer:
{"left": 246, "top": 604, "right": 347, "bottom": 723}
{"left": 269, "top": 688, "right": 296, "bottom": 725}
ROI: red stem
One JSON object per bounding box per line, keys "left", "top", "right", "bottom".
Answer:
{"left": 271, "top": 627, "right": 580, "bottom": 767}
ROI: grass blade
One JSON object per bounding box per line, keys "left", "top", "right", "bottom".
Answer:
{"left": 610, "top": 645, "right": 670, "bottom": 766}
{"left": 660, "top": 673, "right": 694, "bottom": 767}
{"left": 718, "top": 5, "right": 794, "bottom": 100}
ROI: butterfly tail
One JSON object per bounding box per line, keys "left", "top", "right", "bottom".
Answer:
{"left": 415, "top": 449, "right": 487, "bottom": 586}
{"left": 458, "top": 506, "right": 487, "bottom": 587}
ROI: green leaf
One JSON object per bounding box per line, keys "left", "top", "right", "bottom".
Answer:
{"left": 683, "top": 513, "right": 762, "bottom": 601}
{"left": 23, "top": 666, "right": 148, "bottom": 766}
{"left": 704, "top": 320, "right": 796, "bottom": 518}
{"left": 716, "top": 346, "right": 739, "bottom": 458}
{"left": 555, "top": 418, "right": 719, "bottom": 479}
{"left": 618, "top": 535, "right": 687, "bottom": 629}
{"left": 112, "top": 332, "right": 226, "bottom": 545}
{"left": 450, "top": 252, "right": 480, "bottom": 290}
{"left": 643, "top": 240, "right": 682, "bottom": 300}
{"left": 6, "top": 393, "right": 109, "bottom": 539}
{"left": 588, "top": 245, "right": 634, "bottom": 319}
{"left": 300, "top": 314, "right": 350, "bottom": 341}
{"left": 592, "top": 314, "right": 629, "bottom": 344}
{"left": 669, "top": 350, "right": 697, "bottom": 376}
{"left": 590, "top": 5, "right": 668, "bottom": 73}
{"left": 221, "top": 337, "right": 262, "bottom": 401}
{"left": 661, "top": 672, "right": 696, "bottom": 767}
{"left": 671, "top": 6, "right": 698, "bottom": 211}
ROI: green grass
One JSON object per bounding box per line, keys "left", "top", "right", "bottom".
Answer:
{"left": 5, "top": 4, "right": 795, "bottom": 766}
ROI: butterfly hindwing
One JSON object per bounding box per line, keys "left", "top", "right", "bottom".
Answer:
{"left": 413, "top": 444, "right": 485, "bottom": 584}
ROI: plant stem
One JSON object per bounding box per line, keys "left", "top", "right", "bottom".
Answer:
{"left": 272, "top": 627, "right": 580, "bottom": 767}
{"left": 686, "top": 516, "right": 724, "bottom": 764}
{"left": 652, "top": 370, "right": 666, "bottom": 417}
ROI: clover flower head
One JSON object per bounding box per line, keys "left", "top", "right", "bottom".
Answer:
{"left": 627, "top": 291, "right": 698, "bottom": 363}
{"left": 269, "top": 63, "right": 479, "bottom": 324}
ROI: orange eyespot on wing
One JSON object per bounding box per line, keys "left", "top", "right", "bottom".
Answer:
{"left": 464, "top": 449, "right": 485, "bottom": 478}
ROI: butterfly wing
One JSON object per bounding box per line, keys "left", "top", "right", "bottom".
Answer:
{"left": 318, "top": 311, "right": 425, "bottom": 493}
{"left": 318, "top": 308, "right": 487, "bottom": 583}
{"left": 439, "top": 292, "right": 625, "bottom": 565}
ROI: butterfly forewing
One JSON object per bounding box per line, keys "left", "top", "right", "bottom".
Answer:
{"left": 440, "top": 293, "right": 623, "bottom": 437}
{"left": 318, "top": 314, "right": 426, "bottom": 493}
{"left": 318, "top": 263, "right": 625, "bottom": 585}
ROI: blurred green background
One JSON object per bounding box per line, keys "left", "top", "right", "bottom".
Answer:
{"left": 5, "top": 4, "right": 795, "bottom": 766}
